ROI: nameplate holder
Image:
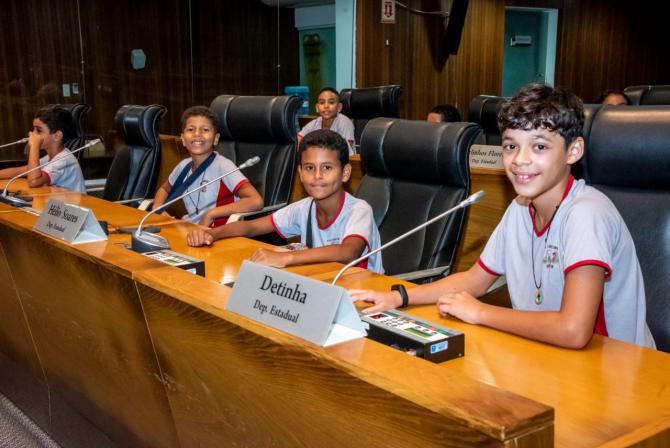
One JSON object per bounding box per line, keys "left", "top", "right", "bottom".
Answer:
{"left": 469, "top": 144, "right": 503, "bottom": 169}
{"left": 34, "top": 198, "right": 107, "bottom": 244}
{"left": 226, "top": 260, "right": 366, "bottom": 347}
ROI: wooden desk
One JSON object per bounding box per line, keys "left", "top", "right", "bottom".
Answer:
{"left": 1, "top": 194, "right": 669, "bottom": 447}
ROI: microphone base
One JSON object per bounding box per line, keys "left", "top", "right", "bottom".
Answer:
{"left": 131, "top": 231, "right": 170, "bottom": 253}
{"left": 0, "top": 194, "right": 32, "bottom": 207}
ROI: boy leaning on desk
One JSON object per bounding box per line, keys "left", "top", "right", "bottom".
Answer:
{"left": 351, "top": 83, "right": 655, "bottom": 350}
{"left": 186, "top": 129, "right": 383, "bottom": 273}
{"left": 0, "top": 105, "right": 86, "bottom": 193}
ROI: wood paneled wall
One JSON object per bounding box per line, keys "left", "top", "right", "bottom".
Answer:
{"left": 0, "top": 0, "right": 298, "bottom": 143}
{"left": 356, "top": 0, "right": 670, "bottom": 120}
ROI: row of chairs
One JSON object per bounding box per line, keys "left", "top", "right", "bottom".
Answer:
{"left": 56, "top": 85, "right": 670, "bottom": 351}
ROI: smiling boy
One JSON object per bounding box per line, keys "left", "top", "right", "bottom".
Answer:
{"left": 186, "top": 129, "right": 383, "bottom": 272}
{"left": 351, "top": 84, "right": 655, "bottom": 349}
{"left": 152, "top": 106, "right": 263, "bottom": 227}
{"left": 298, "top": 87, "right": 355, "bottom": 154}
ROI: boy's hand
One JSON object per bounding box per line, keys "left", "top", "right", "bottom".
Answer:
{"left": 436, "top": 291, "right": 484, "bottom": 324}
{"left": 159, "top": 211, "right": 173, "bottom": 219}
{"left": 186, "top": 228, "right": 214, "bottom": 247}
{"left": 250, "top": 248, "right": 290, "bottom": 268}
{"left": 28, "top": 131, "right": 43, "bottom": 151}
{"left": 349, "top": 289, "right": 403, "bottom": 314}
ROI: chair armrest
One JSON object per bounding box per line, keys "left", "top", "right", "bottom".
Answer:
{"left": 393, "top": 265, "right": 451, "bottom": 282}
{"left": 84, "top": 178, "right": 106, "bottom": 194}
{"left": 114, "top": 197, "right": 146, "bottom": 207}
{"left": 227, "top": 203, "right": 287, "bottom": 223}
{"left": 137, "top": 199, "right": 153, "bottom": 211}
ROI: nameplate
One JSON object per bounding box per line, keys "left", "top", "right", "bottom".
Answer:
{"left": 34, "top": 199, "right": 107, "bottom": 244}
{"left": 226, "top": 261, "right": 366, "bottom": 346}
{"left": 469, "top": 144, "right": 503, "bottom": 169}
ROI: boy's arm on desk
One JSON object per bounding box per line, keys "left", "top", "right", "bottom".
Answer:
{"left": 251, "top": 237, "right": 365, "bottom": 268}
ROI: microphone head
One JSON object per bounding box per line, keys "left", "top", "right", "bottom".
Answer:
{"left": 239, "top": 156, "right": 261, "bottom": 169}
{"left": 462, "top": 190, "right": 486, "bottom": 207}
{"left": 18, "top": 137, "right": 28, "bottom": 144}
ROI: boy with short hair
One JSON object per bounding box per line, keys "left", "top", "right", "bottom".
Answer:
{"left": 152, "top": 105, "right": 263, "bottom": 227}
{"left": 0, "top": 106, "right": 86, "bottom": 193}
{"left": 298, "top": 87, "right": 355, "bottom": 155}
{"left": 186, "top": 129, "right": 383, "bottom": 273}
{"left": 427, "top": 104, "right": 461, "bottom": 123}
{"left": 352, "top": 84, "right": 655, "bottom": 349}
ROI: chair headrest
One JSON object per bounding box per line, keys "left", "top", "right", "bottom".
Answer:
{"left": 467, "top": 95, "right": 507, "bottom": 136}
{"left": 624, "top": 85, "right": 670, "bottom": 105}
{"left": 210, "top": 95, "right": 301, "bottom": 143}
{"left": 339, "top": 85, "right": 402, "bottom": 119}
{"left": 585, "top": 105, "right": 670, "bottom": 189}
{"left": 360, "top": 118, "right": 481, "bottom": 187}
{"left": 114, "top": 104, "right": 166, "bottom": 147}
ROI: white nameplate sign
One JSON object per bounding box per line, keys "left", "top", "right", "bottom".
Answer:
{"left": 34, "top": 199, "right": 107, "bottom": 244}
{"left": 469, "top": 144, "right": 504, "bottom": 169}
{"left": 226, "top": 261, "right": 366, "bottom": 347}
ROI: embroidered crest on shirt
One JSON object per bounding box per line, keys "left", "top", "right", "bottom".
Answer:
{"left": 543, "top": 244, "right": 559, "bottom": 268}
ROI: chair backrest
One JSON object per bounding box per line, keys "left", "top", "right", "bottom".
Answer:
{"left": 623, "top": 85, "right": 670, "bottom": 105}
{"left": 47, "top": 103, "right": 91, "bottom": 159}
{"left": 339, "top": 85, "right": 402, "bottom": 145}
{"left": 355, "top": 118, "right": 480, "bottom": 276}
{"left": 103, "top": 104, "right": 166, "bottom": 202}
{"left": 210, "top": 94, "right": 301, "bottom": 207}
{"left": 583, "top": 105, "right": 670, "bottom": 351}
{"left": 467, "top": 95, "right": 507, "bottom": 145}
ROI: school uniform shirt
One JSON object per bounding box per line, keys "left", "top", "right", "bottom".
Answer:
{"left": 167, "top": 153, "right": 249, "bottom": 226}
{"left": 297, "top": 113, "right": 356, "bottom": 155}
{"left": 270, "top": 191, "right": 383, "bottom": 273}
{"left": 39, "top": 148, "right": 86, "bottom": 194}
{"left": 478, "top": 177, "right": 655, "bottom": 349}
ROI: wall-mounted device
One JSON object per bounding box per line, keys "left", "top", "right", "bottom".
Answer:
{"left": 131, "top": 49, "right": 147, "bottom": 70}
{"left": 510, "top": 35, "right": 532, "bottom": 46}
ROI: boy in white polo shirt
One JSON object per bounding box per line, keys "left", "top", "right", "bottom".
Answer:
{"left": 0, "top": 106, "right": 86, "bottom": 193}
{"left": 152, "top": 106, "right": 263, "bottom": 227}
{"left": 186, "top": 129, "right": 383, "bottom": 273}
{"left": 298, "top": 87, "right": 355, "bottom": 155}
{"left": 351, "top": 84, "right": 655, "bottom": 349}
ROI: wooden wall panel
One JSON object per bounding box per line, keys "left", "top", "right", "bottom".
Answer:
{"left": 0, "top": 0, "right": 299, "bottom": 144}
{"left": 356, "top": 0, "right": 505, "bottom": 120}
{"left": 357, "top": 0, "right": 670, "bottom": 119}
{"left": 553, "top": 0, "right": 670, "bottom": 102}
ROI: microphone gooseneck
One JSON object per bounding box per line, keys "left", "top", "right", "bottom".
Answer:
{"left": 130, "top": 156, "right": 261, "bottom": 253}
{"left": 1, "top": 139, "right": 101, "bottom": 206}
{"left": 331, "top": 190, "right": 486, "bottom": 285}
{"left": 0, "top": 137, "right": 29, "bottom": 149}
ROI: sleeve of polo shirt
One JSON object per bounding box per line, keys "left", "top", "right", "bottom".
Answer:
{"left": 560, "top": 198, "right": 616, "bottom": 279}
{"left": 270, "top": 200, "right": 308, "bottom": 239}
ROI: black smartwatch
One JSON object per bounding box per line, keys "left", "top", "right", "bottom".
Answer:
{"left": 391, "top": 284, "right": 409, "bottom": 308}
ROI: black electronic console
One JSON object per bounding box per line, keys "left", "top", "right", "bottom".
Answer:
{"left": 360, "top": 310, "right": 464, "bottom": 363}
{"left": 141, "top": 249, "right": 205, "bottom": 277}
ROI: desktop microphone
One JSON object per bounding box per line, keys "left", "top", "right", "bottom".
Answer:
{"left": 331, "top": 190, "right": 486, "bottom": 285}
{"left": 0, "top": 139, "right": 101, "bottom": 207}
{"left": 0, "top": 137, "right": 28, "bottom": 149}
{"left": 130, "top": 156, "right": 261, "bottom": 253}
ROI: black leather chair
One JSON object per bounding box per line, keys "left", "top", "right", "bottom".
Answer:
{"left": 210, "top": 94, "right": 301, "bottom": 210}
{"left": 467, "top": 95, "right": 507, "bottom": 145}
{"left": 583, "top": 105, "right": 670, "bottom": 352}
{"left": 339, "top": 85, "right": 402, "bottom": 146}
{"left": 623, "top": 85, "right": 670, "bottom": 105}
{"left": 355, "top": 118, "right": 480, "bottom": 280}
{"left": 102, "top": 104, "right": 166, "bottom": 205}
